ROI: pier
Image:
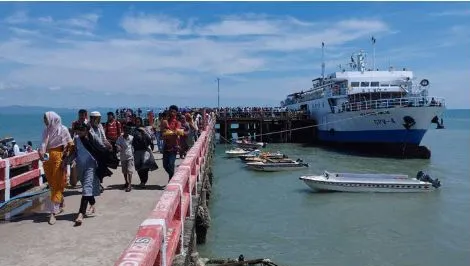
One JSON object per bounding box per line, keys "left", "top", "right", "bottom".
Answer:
{"left": 216, "top": 109, "right": 316, "bottom": 143}
{"left": 0, "top": 115, "right": 217, "bottom": 266}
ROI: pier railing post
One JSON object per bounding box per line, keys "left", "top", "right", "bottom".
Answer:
{"left": 2, "top": 160, "right": 10, "bottom": 202}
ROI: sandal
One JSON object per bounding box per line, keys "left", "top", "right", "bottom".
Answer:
{"left": 74, "top": 213, "right": 83, "bottom": 227}
{"left": 125, "top": 186, "right": 132, "bottom": 192}
{"left": 48, "top": 214, "right": 56, "bottom": 225}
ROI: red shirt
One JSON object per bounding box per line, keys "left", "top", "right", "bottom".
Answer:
{"left": 105, "top": 120, "right": 122, "bottom": 141}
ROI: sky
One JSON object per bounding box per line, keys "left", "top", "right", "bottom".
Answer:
{"left": 0, "top": 1, "right": 469, "bottom": 108}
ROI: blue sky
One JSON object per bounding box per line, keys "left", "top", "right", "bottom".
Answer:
{"left": 0, "top": 2, "right": 469, "bottom": 108}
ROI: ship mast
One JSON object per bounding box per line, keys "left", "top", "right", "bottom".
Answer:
{"left": 321, "top": 42, "right": 325, "bottom": 81}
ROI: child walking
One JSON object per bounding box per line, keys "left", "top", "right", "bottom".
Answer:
{"left": 116, "top": 123, "right": 135, "bottom": 192}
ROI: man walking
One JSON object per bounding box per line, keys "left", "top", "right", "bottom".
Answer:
{"left": 104, "top": 111, "right": 122, "bottom": 155}
{"left": 162, "top": 105, "right": 183, "bottom": 181}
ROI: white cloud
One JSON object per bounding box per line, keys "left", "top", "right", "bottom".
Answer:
{"left": 38, "top": 16, "right": 54, "bottom": 23}
{"left": 63, "top": 13, "right": 100, "bottom": 30}
{"left": 430, "top": 9, "right": 470, "bottom": 17}
{"left": 8, "top": 27, "right": 40, "bottom": 36}
{"left": 4, "top": 11, "right": 29, "bottom": 24}
{"left": 197, "top": 17, "right": 284, "bottom": 36}
{"left": 121, "top": 13, "right": 190, "bottom": 35}
{"left": 3, "top": 11, "right": 100, "bottom": 37}
{"left": 0, "top": 9, "right": 468, "bottom": 108}
{"left": 0, "top": 82, "right": 20, "bottom": 90}
{"left": 48, "top": 86, "right": 61, "bottom": 91}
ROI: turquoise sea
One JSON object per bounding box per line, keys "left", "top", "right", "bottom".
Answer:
{"left": 1, "top": 109, "right": 469, "bottom": 266}
{"left": 198, "top": 109, "right": 470, "bottom": 266}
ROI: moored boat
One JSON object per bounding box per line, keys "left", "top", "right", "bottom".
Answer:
{"left": 246, "top": 158, "right": 309, "bottom": 172}
{"left": 238, "top": 149, "right": 262, "bottom": 160}
{"left": 280, "top": 42, "right": 446, "bottom": 154}
{"left": 239, "top": 151, "right": 286, "bottom": 162}
{"left": 236, "top": 141, "right": 267, "bottom": 150}
{"left": 225, "top": 148, "right": 252, "bottom": 158}
{"left": 299, "top": 170, "right": 441, "bottom": 193}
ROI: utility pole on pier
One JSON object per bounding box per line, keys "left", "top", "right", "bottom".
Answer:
{"left": 371, "top": 36, "right": 376, "bottom": 71}
{"left": 216, "top": 77, "right": 220, "bottom": 109}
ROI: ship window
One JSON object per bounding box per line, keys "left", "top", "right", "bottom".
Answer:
{"left": 371, "top": 82, "right": 379, "bottom": 87}
{"left": 351, "top": 82, "right": 360, "bottom": 87}
{"left": 361, "top": 82, "right": 370, "bottom": 87}
{"left": 380, "top": 82, "right": 390, "bottom": 87}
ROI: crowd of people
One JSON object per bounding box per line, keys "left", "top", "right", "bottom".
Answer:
{"left": 38, "top": 105, "right": 209, "bottom": 227}
{"left": 0, "top": 139, "right": 34, "bottom": 159}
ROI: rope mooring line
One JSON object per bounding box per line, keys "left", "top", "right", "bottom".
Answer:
{"left": 216, "top": 111, "right": 381, "bottom": 141}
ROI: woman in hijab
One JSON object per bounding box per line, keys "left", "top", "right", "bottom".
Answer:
{"left": 132, "top": 117, "right": 158, "bottom": 188}
{"left": 72, "top": 122, "right": 110, "bottom": 226}
{"left": 39, "top": 111, "right": 73, "bottom": 225}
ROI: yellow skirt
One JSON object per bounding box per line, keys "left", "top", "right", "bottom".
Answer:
{"left": 43, "top": 147, "right": 66, "bottom": 204}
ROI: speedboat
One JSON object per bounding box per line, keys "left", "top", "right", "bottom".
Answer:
{"left": 299, "top": 170, "right": 441, "bottom": 193}
{"left": 238, "top": 149, "right": 261, "bottom": 160}
{"left": 246, "top": 158, "right": 309, "bottom": 172}
{"left": 235, "top": 140, "right": 267, "bottom": 150}
{"left": 239, "top": 151, "right": 286, "bottom": 162}
{"left": 225, "top": 148, "right": 252, "bottom": 158}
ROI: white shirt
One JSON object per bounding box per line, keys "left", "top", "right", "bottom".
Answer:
{"left": 13, "top": 144, "right": 23, "bottom": 156}
{"left": 116, "top": 135, "right": 134, "bottom": 160}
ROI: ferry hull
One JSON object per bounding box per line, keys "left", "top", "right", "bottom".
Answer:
{"left": 316, "top": 106, "right": 444, "bottom": 145}
{"left": 318, "top": 129, "right": 426, "bottom": 144}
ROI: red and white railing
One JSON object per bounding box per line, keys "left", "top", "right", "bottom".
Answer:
{"left": 115, "top": 111, "right": 215, "bottom": 266}
{"left": 0, "top": 152, "right": 44, "bottom": 202}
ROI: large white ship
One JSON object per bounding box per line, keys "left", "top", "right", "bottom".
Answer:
{"left": 281, "top": 46, "right": 445, "bottom": 150}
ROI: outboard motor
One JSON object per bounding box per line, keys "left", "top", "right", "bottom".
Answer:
{"left": 416, "top": 171, "right": 441, "bottom": 188}
{"left": 416, "top": 171, "right": 425, "bottom": 180}
{"left": 295, "top": 158, "right": 308, "bottom": 167}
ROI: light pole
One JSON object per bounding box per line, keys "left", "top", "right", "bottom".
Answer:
{"left": 216, "top": 77, "right": 220, "bottom": 109}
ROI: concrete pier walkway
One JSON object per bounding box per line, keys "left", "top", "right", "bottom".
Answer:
{"left": 0, "top": 153, "right": 179, "bottom": 266}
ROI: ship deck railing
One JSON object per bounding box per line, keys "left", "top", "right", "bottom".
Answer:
{"left": 216, "top": 111, "right": 308, "bottom": 120}
{"left": 335, "top": 96, "right": 445, "bottom": 113}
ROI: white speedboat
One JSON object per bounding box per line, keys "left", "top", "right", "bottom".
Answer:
{"left": 238, "top": 149, "right": 261, "bottom": 159}
{"left": 225, "top": 148, "right": 252, "bottom": 158}
{"left": 235, "top": 140, "right": 267, "bottom": 149}
{"left": 299, "top": 170, "right": 441, "bottom": 193}
{"left": 246, "top": 158, "right": 309, "bottom": 172}
{"left": 239, "top": 151, "right": 286, "bottom": 162}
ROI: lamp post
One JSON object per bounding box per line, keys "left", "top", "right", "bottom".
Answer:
{"left": 216, "top": 77, "right": 220, "bottom": 109}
